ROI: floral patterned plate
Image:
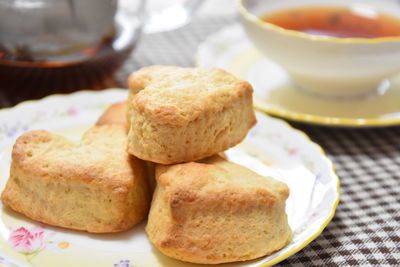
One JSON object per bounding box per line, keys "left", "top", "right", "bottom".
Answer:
{"left": 0, "top": 89, "right": 339, "bottom": 267}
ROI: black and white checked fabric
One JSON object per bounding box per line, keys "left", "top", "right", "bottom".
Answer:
{"left": 116, "top": 16, "right": 236, "bottom": 84}
{"left": 3, "top": 15, "right": 400, "bottom": 266}
{"left": 287, "top": 125, "right": 400, "bottom": 266}
{"left": 118, "top": 16, "right": 400, "bottom": 266}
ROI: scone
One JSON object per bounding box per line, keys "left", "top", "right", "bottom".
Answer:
{"left": 126, "top": 65, "right": 256, "bottom": 164}
{"left": 95, "top": 101, "right": 158, "bottom": 190}
{"left": 146, "top": 156, "right": 292, "bottom": 264}
{"left": 1, "top": 125, "right": 150, "bottom": 233}
{"left": 96, "top": 101, "right": 127, "bottom": 127}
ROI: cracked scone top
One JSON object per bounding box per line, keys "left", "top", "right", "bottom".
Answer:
{"left": 146, "top": 156, "right": 292, "bottom": 264}
{"left": 127, "top": 65, "right": 256, "bottom": 164}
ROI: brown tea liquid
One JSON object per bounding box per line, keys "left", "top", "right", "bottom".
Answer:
{"left": 262, "top": 6, "right": 400, "bottom": 38}
{"left": 0, "top": 22, "right": 137, "bottom": 105}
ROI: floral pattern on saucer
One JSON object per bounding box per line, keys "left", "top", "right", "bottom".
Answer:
{"left": 0, "top": 89, "right": 339, "bottom": 267}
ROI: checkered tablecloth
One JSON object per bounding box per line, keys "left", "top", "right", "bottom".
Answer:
{"left": 2, "top": 15, "right": 400, "bottom": 266}
{"left": 290, "top": 124, "right": 400, "bottom": 266}
{"left": 118, "top": 16, "right": 400, "bottom": 266}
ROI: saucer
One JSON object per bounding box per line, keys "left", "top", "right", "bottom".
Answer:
{"left": 196, "top": 24, "right": 400, "bottom": 127}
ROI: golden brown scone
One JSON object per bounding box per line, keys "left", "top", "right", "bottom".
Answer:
{"left": 146, "top": 156, "right": 292, "bottom": 264}
{"left": 1, "top": 125, "right": 150, "bottom": 233}
{"left": 96, "top": 101, "right": 127, "bottom": 127}
{"left": 126, "top": 65, "right": 257, "bottom": 164}
{"left": 96, "top": 102, "right": 157, "bottom": 191}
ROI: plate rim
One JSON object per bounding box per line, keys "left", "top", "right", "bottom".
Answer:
{"left": 256, "top": 120, "right": 340, "bottom": 267}
{"left": 254, "top": 101, "right": 400, "bottom": 128}
{"left": 0, "top": 89, "right": 340, "bottom": 267}
{"left": 195, "top": 23, "right": 400, "bottom": 128}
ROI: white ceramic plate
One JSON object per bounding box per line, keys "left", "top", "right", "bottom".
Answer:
{"left": 0, "top": 90, "right": 339, "bottom": 267}
{"left": 196, "top": 24, "right": 400, "bottom": 127}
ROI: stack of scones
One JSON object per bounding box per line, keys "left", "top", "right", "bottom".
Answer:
{"left": 2, "top": 65, "right": 291, "bottom": 264}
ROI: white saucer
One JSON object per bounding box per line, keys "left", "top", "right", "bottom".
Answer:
{"left": 196, "top": 24, "right": 400, "bottom": 127}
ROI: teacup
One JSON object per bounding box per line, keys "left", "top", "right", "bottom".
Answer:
{"left": 239, "top": 0, "right": 400, "bottom": 98}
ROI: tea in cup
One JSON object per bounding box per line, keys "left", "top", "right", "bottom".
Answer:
{"left": 239, "top": 0, "right": 400, "bottom": 97}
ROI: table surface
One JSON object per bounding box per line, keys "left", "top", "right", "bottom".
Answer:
{"left": 1, "top": 12, "right": 400, "bottom": 267}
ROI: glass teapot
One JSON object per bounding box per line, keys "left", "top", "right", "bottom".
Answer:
{"left": 0, "top": 0, "right": 200, "bottom": 102}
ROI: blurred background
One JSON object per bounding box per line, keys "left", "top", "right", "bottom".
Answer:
{"left": 0, "top": 0, "right": 233, "bottom": 106}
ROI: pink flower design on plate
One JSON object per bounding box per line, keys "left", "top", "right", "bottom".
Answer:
{"left": 8, "top": 227, "right": 46, "bottom": 254}
{"left": 288, "top": 147, "right": 299, "bottom": 156}
{"left": 67, "top": 106, "right": 78, "bottom": 116}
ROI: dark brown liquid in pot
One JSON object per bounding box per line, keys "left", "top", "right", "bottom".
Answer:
{"left": 0, "top": 22, "right": 136, "bottom": 104}
{"left": 262, "top": 6, "right": 400, "bottom": 38}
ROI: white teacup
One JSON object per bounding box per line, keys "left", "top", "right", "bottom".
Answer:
{"left": 239, "top": 0, "right": 400, "bottom": 98}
